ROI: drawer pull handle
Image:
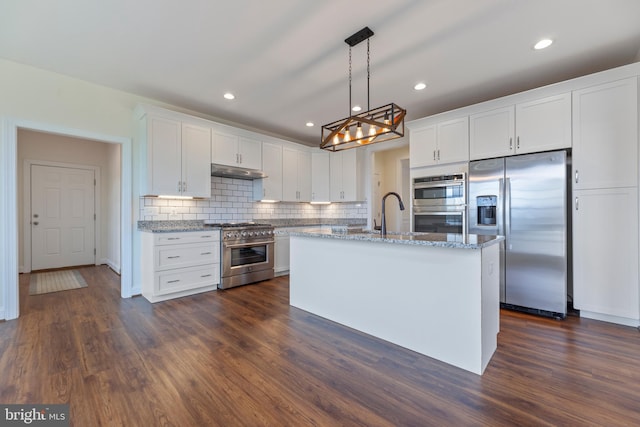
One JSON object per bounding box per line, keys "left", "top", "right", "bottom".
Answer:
{"left": 201, "top": 252, "right": 212, "bottom": 255}
{"left": 201, "top": 274, "right": 212, "bottom": 278}
{"left": 167, "top": 280, "right": 180, "bottom": 284}
{"left": 167, "top": 256, "right": 180, "bottom": 259}
{"left": 201, "top": 235, "right": 212, "bottom": 238}
{"left": 167, "top": 237, "right": 180, "bottom": 240}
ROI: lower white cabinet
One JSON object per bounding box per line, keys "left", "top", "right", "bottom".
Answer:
{"left": 141, "top": 230, "right": 220, "bottom": 302}
{"left": 573, "top": 187, "right": 640, "bottom": 322}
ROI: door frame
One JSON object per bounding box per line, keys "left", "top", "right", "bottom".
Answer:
{"left": 23, "top": 160, "right": 101, "bottom": 273}
{"left": 1, "top": 117, "right": 133, "bottom": 320}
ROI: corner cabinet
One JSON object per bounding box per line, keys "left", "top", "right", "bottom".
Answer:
{"left": 212, "top": 131, "right": 262, "bottom": 170}
{"left": 469, "top": 93, "right": 571, "bottom": 160}
{"left": 410, "top": 117, "right": 469, "bottom": 168}
{"left": 141, "top": 230, "right": 220, "bottom": 303}
{"left": 330, "top": 149, "right": 365, "bottom": 202}
{"left": 140, "top": 113, "right": 211, "bottom": 198}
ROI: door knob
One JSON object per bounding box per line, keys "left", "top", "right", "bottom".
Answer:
{"left": 33, "top": 221, "right": 39, "bottom": 225}
{"left": 33, "top": 214, "right": 39, "bottom": 218}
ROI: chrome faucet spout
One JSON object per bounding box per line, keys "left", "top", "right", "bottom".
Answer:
{"left": 381, "top": 191, "right": 405, "bottom": 237}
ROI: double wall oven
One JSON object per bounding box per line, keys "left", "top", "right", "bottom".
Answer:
{"left": 412, "top": 173, "right": 466, "bottom": 234}
{"left": 217, "top": 223, "right": 275, "bottom": 289}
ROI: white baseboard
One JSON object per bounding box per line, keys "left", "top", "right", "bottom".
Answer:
{"left": 580, "top": 310, "right": 640, "bottom": 328}
{"left": 101, "top": 258, "right": 121, "bottom": 275}
{"left": 131, "top": 285, "right": 142, "bottom": 296}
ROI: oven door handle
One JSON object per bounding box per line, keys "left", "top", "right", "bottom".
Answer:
{"left": 413, "top": 181, "right": 464, "bottom": 190}
{"left": 223, "top": 240, "right": 275, "bottom": 249}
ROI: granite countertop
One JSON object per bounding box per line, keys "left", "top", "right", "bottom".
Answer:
{"left": 268, "top": 218, "right": 367, "bottom": 228}
{"left": 138, "top": 220, "right": 220, "bottom": 233}
{"left": 289, "top": 228, "right": 504, "bottom": 250}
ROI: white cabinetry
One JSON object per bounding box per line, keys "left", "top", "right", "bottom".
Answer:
{"left": 282, "top": 147, "right": 311, "bottom": 202}
{"left": 571, "top": 77, "right": 639, "bottom": 324}
{"left": 330, "top": 149, "right": 365, "bottom": 202}
{"left": 572, "top": 78, "right": 638, "bottom": 190}
{"left": 311, "top": 151, "right": 330, "bottom": 202}
{"left": 469, "top": 93, "right": 571, "bottom": 160}
{"left": 410, "top": 117, "right": 469, "bottom": 168}
{"left": 274, "top": 230, "right": 291, "bottom": 275}
{"left": 141, "top": 230, "right": 220, "bottom": 303}
{"left": 255, "top": 141, "right": 283, "bottom": 201}
{"left": 573, "top": 188, "right": 639, "bottom": 321}
{"left": 212, "top": 131, "right": 262, "bottom": 170}
{"left": 142, "top": 114, "right": 211, "bottom": 198}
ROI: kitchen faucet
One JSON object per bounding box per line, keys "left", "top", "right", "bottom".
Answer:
{"left": 381, "top": 192, "right": 405, "bottom": 237}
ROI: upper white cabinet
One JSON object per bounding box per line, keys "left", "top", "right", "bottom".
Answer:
{"left": 410, "top": 117, "right": 469, "bottom": 168}
{"left": 283, "top": 147, "right": 311, "bottom": 202}
{"left": 311, "top": 151, "right": 330, "bottom": 202}
{"left": 470, "top": 93, "right": 571, "bottom": 160}
{"left": 255, "top": 141, "right": 283, "bottom": 201}
{"left": 572, "top": 78, "right": 638, "bottom": 190}
{"left": 142, "top": 113, "right": 211, "bottom": 198}
{"left": 212, "top": 131, "right": 262, "bottom": 170}
{"left": 330, "top": 149, "right": 365, "bottom": 202}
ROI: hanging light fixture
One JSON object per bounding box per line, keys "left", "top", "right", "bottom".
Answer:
{"left": 321, "top": 27, "right": 406, "bottom": 152}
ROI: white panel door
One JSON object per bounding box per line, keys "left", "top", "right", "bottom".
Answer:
{"left": 31, "top": 165, "right": 95, "bottom": 270}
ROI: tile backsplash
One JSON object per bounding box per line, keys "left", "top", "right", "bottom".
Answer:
{"left": 140, "top": 176, "right": 368, "bottom": 222}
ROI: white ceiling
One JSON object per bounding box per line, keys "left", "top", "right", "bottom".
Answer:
{"left": 2, "top": 0, "right": 640, "bottom": 147}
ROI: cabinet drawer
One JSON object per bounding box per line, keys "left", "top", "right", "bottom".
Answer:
{"left": 154, "top": 231, "right": 219, "bottom": 245}
{"left": 155, "top": 242, "right": 219, "bottom": 270}
{"left": 156, "top": 264, "right": 220, "bottom": 296}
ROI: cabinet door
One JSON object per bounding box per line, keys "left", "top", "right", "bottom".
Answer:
{"left": 282, "top": 147, "right": 299, "bottom": 201}
{"left": 181, "top": 123, "right": 211, "bottom": 198}
{"left": 470, "top": 106, "right": 515, "bottom": 160}
{"left": 515, "top": 93, "right": 571, "bottom": 155}
{"left": 297, "top": 150, "right": 312, "bottom": 202}
{"left": 437, "top": 117, "right": 469, "bottom": 164}
{"left": 239, "top": 136, "right": 262, "bottom": 170}
{"left": 573, "top": 78, "right": 638, "bottom": 190}
{"left": 409, "top": 125, "right": 437, "bottom": 168}
{"left": 329, "top": 153, "right": 344, "bottom": 201}
{"left": 260, "top": 141, "right": 283, "bottom": 201}
{"left": 341, "top": 149, "right": 364, "bottom": 201}
{"left": 212, "top": 131, "right": 239, "bottom": 166}
{"left": 573, "top": 187, "right": 639, "bottom": 320}
{"left": 148, "top": 116, "right": 182, "bottom": 195}
{"left": 311, "top": 151, "right": 330, "bottom": 202}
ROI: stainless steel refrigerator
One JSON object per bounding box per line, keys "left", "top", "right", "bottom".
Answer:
{"left": 468, "top": 150, "right": 570, "bottom": 318}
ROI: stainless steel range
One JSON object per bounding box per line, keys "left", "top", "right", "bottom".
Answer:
{"left": 217, "top": 223, "right": 274, "bottom": 289}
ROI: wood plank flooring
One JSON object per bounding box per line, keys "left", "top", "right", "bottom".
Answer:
{"left": 1, "top": 265, "right": 639, "bottom": 426}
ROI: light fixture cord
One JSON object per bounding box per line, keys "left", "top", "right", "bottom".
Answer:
{"left": 367, "top": 38, "right": 370, "bottom": 111}
{"left": 348, "top": 45, "right": 352, "bottom": 116}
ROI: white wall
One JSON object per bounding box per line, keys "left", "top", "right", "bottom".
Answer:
{"left": 17, "top": 129, "right": 121, "bottom": 272}
{"left": 375, "top": 145, "right": 410, "bottom": 232}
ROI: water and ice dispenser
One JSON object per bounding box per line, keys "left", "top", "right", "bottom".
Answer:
{"left": 476, "top": 195, "right": 497, "bottom": 226}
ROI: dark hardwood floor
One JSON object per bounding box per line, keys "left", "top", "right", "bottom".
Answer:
{"left": 1, "top": 265, "right": 639, "bottom": 426}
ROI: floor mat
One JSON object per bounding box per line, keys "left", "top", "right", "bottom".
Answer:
{"left": 29, "top": 269, "right": 88, "bottom": 295}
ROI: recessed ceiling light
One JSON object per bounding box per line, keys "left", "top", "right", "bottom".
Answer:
{"left": 352, "top": 105, "right": 362, "bottom": 112}
{"left": 414, "top": 82, "right": 427, "bottom": 91}
{"left": 306, "top": 122, "right": 314, "bottom": 127}
{"left": 534, "top": 39, "right": 553, "bottom": 50}
{"left": 223, "top": 93, "right": 235, "bottom": 100}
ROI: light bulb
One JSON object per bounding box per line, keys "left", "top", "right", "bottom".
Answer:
{"left": 343, "top": 127, "right": 351, "bottom": 142}
{"left": 355, "top": 123, "right": 364, "bottom": 140}
{"left": 382, "top": 113, "right": 391, "bottom": 132}
{"left": 368, "top": 124, "right": 377, "bottom": 142}
{"left": 333, "top": 134, "right": 340, "bottom": 145}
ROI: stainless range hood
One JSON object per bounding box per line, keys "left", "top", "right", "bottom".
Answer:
{"left": 211, "top": 163, "right": 266, "bottom": 180}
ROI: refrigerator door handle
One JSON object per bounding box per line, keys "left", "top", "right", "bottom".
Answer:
{"left": 504, "top": 177, "right": 511, "bottom": 245}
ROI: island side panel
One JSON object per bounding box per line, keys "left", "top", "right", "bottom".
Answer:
{"left": 290, "top": 235, "right": 489, "bottom": 374}
{"left": 480, "top": 243, "right": 500, "bottom": 373}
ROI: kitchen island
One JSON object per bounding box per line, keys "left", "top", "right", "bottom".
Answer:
{"left": 289, "top": 229, "right": 504, "bottom": 375}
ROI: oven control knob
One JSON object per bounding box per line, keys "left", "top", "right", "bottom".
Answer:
{"left": 241, "top": 231, "right": 248, "bottom": 237}
{"left": 248, "top": 231, "right": 254, "bottom": 237}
